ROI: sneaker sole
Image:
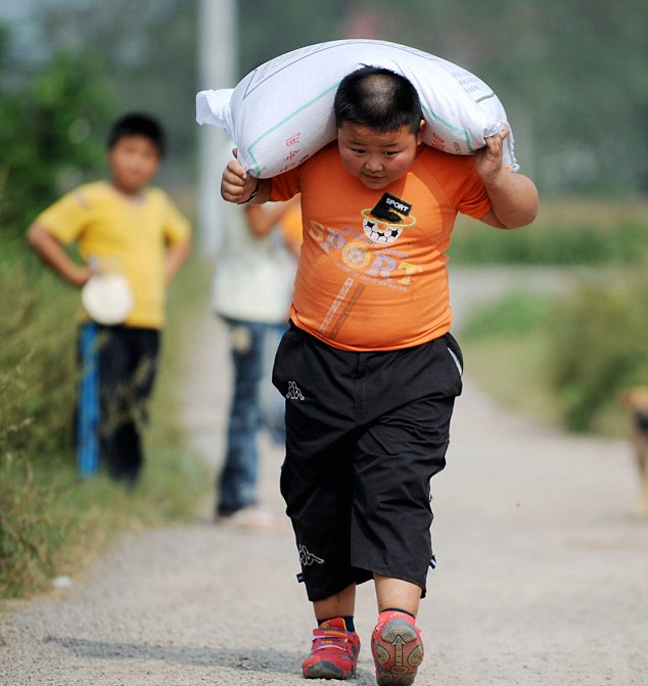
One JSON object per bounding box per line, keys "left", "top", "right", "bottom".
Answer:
{"left": 372, "top": 618, "right": 423, "bottom": 686}
{"left": 304, "top": 660, "right": 354, "bottom": 679}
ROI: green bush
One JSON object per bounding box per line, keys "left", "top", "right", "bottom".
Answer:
{"left": 1, "top": 239, "right": 79, "bottom": 459}
{"left": 459, "top": 291, "right": 560, "bottom": 424}
{"left": 0, "top": 51, "right": 113, "bottom": 237}
{"left": 449, "top": 213, "right": 648, "bottom": 266}
{"left": 0, "top": 242, "right": 79, "bottom": 596}
{"left": 547, "top": 272, "right": 648, "bottom": 432}
{"left": 0, "top": 240, "right": 210, "bottom": 600}
{"left": 0, "top": 455, "right": 76, "bottom": 597}
{"left": 459, "top": 268, "right": 648, "bottom": 436}
{"left": 461, "top": 291, "right": 555, "bottom": 339}
{"left": 451, "top": 203, "right": 648, "bottom": 435}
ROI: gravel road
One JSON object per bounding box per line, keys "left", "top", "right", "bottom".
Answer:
{"left": 1, "top": 267, "right": 647, "bottom": 686}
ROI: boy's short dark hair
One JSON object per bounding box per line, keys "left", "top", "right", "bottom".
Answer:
{"left": 107, "top": 112, "right": 166, "bottom": 157}
{"left": 334, "top": 66, "right": 422, "bottom": 134}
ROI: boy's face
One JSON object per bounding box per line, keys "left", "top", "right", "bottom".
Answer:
{"left": 337, "top": 120, "right": 425, "bottom": 190}
{"left": 108, "top": 135, "right": 161, "bottom": 195}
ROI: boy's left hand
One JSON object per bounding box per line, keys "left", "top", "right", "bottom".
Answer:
{"left": 221, "top": 148, "right": 261, "bottom": 204}
{"left": 473, "top": 125, "right": 539, "bottom": 230}
{"left": 474, "top": 127, "right": 508, "bottom": 183}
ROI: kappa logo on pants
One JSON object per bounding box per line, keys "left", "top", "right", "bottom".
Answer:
{"left": 298, "top": 544, "right": 324, "bottom": 566}
{"left": 286, "top": 380, "right": 305, "bottom": 401}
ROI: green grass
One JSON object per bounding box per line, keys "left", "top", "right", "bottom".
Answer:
{"left": 451, "top": 199, "right": 648, "bottom": 438}
{"left": 459, "top": 292, "right": 561, "bottom": 425}
{"left": 449, "top": 198, "right": 648, "bottom": 266}
{"left": 459, "top": 284, "right": 643, "bottom": 440}
{"left": 463, "top": 334, "right": 559, "bottom": 423}
{"left": 0, "top": 240, "right": 212, "bottom": 601}
{"left": 546, "top": 270, "right": 648, "bottom": 435}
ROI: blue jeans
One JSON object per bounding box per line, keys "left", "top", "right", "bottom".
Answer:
{"left": 77, "top": 323, "right": 160, "bottom": 486}
{"left": 216, "top": 318, "right": 286, "bottom": 515}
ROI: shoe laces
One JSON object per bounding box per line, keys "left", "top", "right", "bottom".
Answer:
{"left": 311, "top": 629, "right": 355, "bottom": 654}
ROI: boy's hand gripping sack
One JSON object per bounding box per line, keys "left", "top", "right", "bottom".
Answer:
{"left": 196, "top": 39, "right": 518, "bottom": 178}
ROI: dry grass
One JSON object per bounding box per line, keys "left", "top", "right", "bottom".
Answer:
{"left": 533, "top": 197, "right": 648, "bottom": 229}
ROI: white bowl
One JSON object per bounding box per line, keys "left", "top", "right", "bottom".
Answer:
{"left": 81, "top": 273, "right": 134, "bottom": 325}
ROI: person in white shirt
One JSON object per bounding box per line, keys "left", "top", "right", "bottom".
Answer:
{"left": 212, "top": 171, "right": 300, "bottom": 527}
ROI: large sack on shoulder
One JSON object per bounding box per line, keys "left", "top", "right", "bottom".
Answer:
{"left": 196, "top": 39, "right": 518, "bottom": 177}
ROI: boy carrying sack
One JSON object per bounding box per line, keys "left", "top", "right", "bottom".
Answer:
{"left": 220, "top": 67, "right": 538, "bottom": 685}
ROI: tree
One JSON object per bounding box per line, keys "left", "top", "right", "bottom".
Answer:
{"left": 0, "top": 48, "right": 114, "bottom": 237}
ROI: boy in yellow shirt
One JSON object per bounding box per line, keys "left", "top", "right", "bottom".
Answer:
{"left": 28, "top": 113, "right": 192, "bottom": 487}
{"left": 222, "top": 67, "right": 538, "bottom": 685}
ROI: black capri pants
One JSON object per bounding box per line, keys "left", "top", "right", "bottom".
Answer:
{"left": 273, "top": 323, "right": 463, "bottom": 602}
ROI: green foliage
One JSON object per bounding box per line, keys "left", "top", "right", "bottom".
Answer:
{"left": 462, "top": 292, "right": 554, "bottom": 339}
{"left": 0, "top": 240, "right": 79, "bottom": 459}
{"left": 460, "top": 291, "right": 560, "bottom": 424}
{"left": 0, "top": 38, "right": 120, "bottom": 598}
{"left": 0, "top": 241, "right": 210, "bottom": 600}
{"left": 547, "top": 272, "right": 648, "bottom": 433}
{"left": 0, "top": 243, "right": 78, "bottom": 596}
{"left": 0, "top": 449, "right": 208, "bottom": 599}
{"left": 449, "top": 204, "right": 648, "bottom": 266}
{"left": 1, "top": 1, "right": 197, "bottom": 189}
{"left": 1, "top": 471, "right": 62, "bottom": 599}
{"left": 0, "top": 51, "right": 114, "bottom": 236}
{"left": 460, "top": 265, "right": 648, "bottom": 437}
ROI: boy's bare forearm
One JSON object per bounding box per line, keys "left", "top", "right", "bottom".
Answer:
{"left": 474, "top": 130, "right": 539, "bottom": 230}
{"left": 245, "top": 196, "right": 298, "bottom": 237}
{"left": 482, "top": 172, "right": 539, "bottom": 229}
{"left": 165, "top": 236, "right": 192, "bottom": 284}
{"left": 26, "top": 223, "right": 92, "bottom": 287}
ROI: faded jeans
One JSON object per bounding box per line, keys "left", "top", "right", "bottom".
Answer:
{"left": 216, "top": 318, "right": 287, "bottom": 515}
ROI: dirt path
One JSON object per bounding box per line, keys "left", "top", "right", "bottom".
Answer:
{"left": 1, "top": 268, "right": 647, "bottom": 685}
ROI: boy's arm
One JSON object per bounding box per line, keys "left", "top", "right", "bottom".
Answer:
{"left": 221, "top": 153, "right": 272, "bottom": 205}
{"left": 26, "top": 223, "right": 93, "bottom": 287}
{"left": 164, "top": 235, "right": 192, "bottom": 285}
{"left": 474, "top": 131, "right": 539, "bottom": 230}
{"left": 244, "top": 196, "right": 299, "bottom": 238}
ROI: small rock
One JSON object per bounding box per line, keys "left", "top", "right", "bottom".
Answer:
{"left": 51, "top": 575, "right": 74, "bottom": 589}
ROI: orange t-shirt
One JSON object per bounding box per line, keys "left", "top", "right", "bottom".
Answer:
{"left": 270, "top": 143, "right": 491, "bottom": 351}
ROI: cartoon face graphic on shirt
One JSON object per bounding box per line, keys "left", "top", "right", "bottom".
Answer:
{"left": 361, "top": 192, "right": 416, "bottom": 245}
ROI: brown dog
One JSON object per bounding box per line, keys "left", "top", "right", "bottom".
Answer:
{"left": 619, "top": 387, "right": 648, "bottom": 518}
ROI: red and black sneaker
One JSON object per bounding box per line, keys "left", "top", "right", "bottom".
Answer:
{"left": 371, "top": 610, "right": 424, "bottom": 686}
{"left": 302, "top": 617, "right": 361, "bottom": 680}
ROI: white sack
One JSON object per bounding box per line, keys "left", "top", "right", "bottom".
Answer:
{"left": 196, "top": 39, "right": 519, "bottom": 178}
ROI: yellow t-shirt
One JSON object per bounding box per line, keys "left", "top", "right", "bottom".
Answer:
{"left": 270, "top": 143, "right": 491, "bottom": 351}
{"left": 36, "top": 181, "right": 191, "bottom": 329}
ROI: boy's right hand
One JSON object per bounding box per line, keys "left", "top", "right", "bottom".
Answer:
{"left": 27, "top": 222, "right": 98, "bottom": 288}
{"left": 220, "top": 151, "right": 258, "bottom": 203}
{"left": 74, "top": 265, "right": 96, "bottom": 288}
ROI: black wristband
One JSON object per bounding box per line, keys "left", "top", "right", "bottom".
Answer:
{"left": 239, "top": 179, "right": 260, "bottom": 204}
